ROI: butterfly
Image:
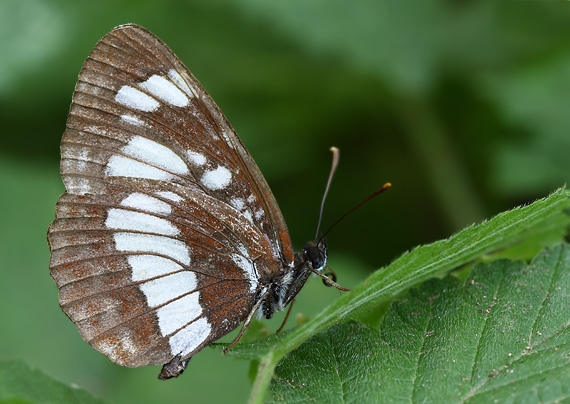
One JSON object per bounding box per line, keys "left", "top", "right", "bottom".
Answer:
{"left": 47, "top": 24, "right": 347, "bottom": 380}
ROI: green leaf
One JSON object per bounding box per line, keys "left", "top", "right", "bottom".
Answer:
{"left": 492, "top": 210, "right": 570, "bottom": 261}
{"left": 242, "top": 188, "right": 570, "bottom": 403}
{"left": 0, "top": 360, "right": 106, "bottom": 404}
{"left": 269, "top": 244, "right": 570, "bottom": 403}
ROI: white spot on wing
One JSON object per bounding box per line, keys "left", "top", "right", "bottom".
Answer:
{"left": 168, "top": 69, "right": 195, "bottom": 98}
{"left": 120, "top": 115, "right": 145, "bottom": 127}
{"left": 157, "top": 191, "right": 183, "bottom": 202}
{"left": 230, "top": 198, "right": 245, "bottom": 211}
{"left": 187, "top": 151, "right": 206, "bottom": 166}
{"left": 106, "top": 209, "right": 178, "bottom": 236}
{"left": 128, "top": 255, "right": 182, "bottom": 281}
{"left": 156, "top": 293, "right": 201, "bottom": 335}
{"left": 122, "top": 136, "right": 188, "bottom": 175}
{"left": 106, "top": 136, "right": 188, "bottom": 180}
{"left": 231, "top": 254, "right": 258, "bottom": 293}
{"left": 115, "top": 86, "right": 159, "bottom": 112}
{"left": 169, "top": 317, "right": 211, "bottom": 356}
{"left": 106, "top": 156, "right": 171, "bottom": 180}
{"left": 139, "top": 75, "right": 189, "bottom": 107}
{"left": 113, "top": 232, "right": 190, "bottom": 265}
{"left": 139, "top": 271, "right": 197, "bottom": 307}
{"left": 121, "top": 193, "right": 171, "bottom": 214}
{"left": 242, "top": 210, "right": 253, "bottom": 224}
{"left": 201, "top": 166, "right": 232, "bottom": 190}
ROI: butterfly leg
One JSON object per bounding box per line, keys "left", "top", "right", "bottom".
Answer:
{"left": 223, "top": 289, "right": 270, "bottom": 354}
{"left": 276, "top": 299, "right": 295, "bottom": 334}
{"left": 158, "top": 355, "right": 191, "bottom": 380}
{"left": 322, "top": 266, "right": 338, "bottom": 286}
{"left": 310, "top": 268, "right": 352, "bottom": 291}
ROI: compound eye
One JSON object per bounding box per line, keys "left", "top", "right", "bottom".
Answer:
{"left": 311, "top": 255, "right": 324, "bottom": 270}
{"left": 308, "top": 248, "right": 325, "bottom": 270}
{"left": 303, "top": 241, "right": 327, "bottom": 270}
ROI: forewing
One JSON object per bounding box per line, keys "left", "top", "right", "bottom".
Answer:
{"left": 48, "top": 24, "right": 293, "bottom": 367}
{"left": 62, "top": 23, "right": 293, "bottom": 262}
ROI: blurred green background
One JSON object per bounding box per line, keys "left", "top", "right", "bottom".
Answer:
{"left": 1, "top": 0, "right": 569, "bottom": 403}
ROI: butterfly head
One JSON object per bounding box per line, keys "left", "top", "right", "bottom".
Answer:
{"left": 302, "top": 237, "right": 328, "bottom": 272}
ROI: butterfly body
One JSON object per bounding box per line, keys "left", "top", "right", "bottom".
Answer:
{"left": 48, "top": 24, "right": 330, "bottom": 379}
{"left": 259, "top": 239, "right": 328, "bottom": 319}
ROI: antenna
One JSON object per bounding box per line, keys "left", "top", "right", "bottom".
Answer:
{"left": 318, "top": 182, "right": 392, "bottom": 243}
{"left": 315, "top": 147, "right": 340, "bottom": 241}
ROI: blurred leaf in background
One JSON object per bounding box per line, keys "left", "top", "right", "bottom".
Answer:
{"left": 0, "top": 0, "right": 569, "bottom": 403}
{"left": 0, "top": 360, "right": 107, "bottom": 404}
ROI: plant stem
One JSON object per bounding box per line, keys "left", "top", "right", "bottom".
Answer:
{"left": 248, "top": 352, "right": 278, "bottom": 404}
{"left": 399, "top": 95, "right": 486, "bottom": 230}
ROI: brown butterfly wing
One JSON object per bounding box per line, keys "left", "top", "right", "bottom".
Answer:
{"left": 48, "top": 24, "right": 294, "bottom": 367}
